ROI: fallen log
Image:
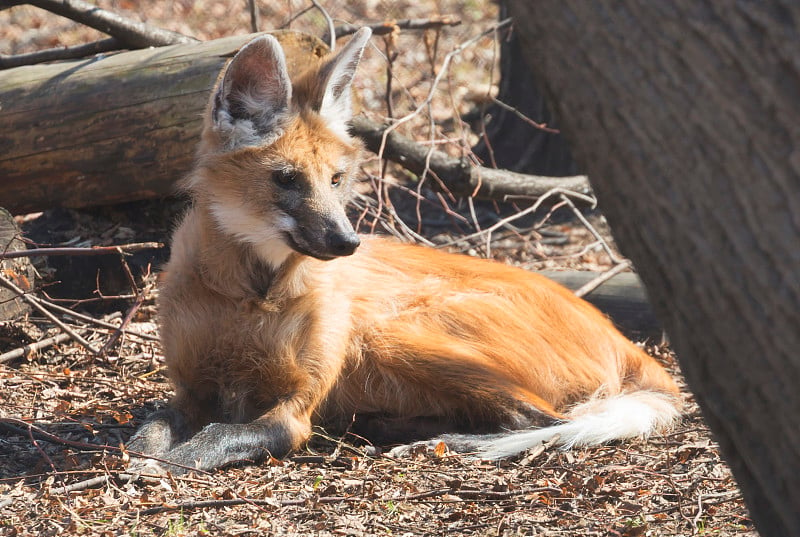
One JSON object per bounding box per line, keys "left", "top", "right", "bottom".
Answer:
{"left": 0, "top": 31, "right": 326, "bottom": 214}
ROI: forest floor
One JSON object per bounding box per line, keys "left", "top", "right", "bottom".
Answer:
{"left": 1, "top": 2, "right": 756, "bottom": 536}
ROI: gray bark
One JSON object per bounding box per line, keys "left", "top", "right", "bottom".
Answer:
{"left": 507, "top": 2, "right": 800, "bottom": 536}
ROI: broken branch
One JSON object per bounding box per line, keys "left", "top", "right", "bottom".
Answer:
{"left": 0, "top": 242, "right": 163, "bottom": 260}
{"left": 0, "top": 273, "right": 101, "bottom": 355}
{"left": 0, "top": 37, "right": 123, "bottom": 69}
{"left": 349, "top": 116, "right": 592, "bottom": 201}
{"left": 325, "top": 16, "right": 462, "bottom": 44}
{"left": 5, "top": 0, "right": 196, "bottom": 48}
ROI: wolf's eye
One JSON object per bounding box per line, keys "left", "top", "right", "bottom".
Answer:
{"left": 273, "top": 170, "right": 297, "bottom": 188}
{"left": 331, "top": 173, "right": 344, "bottom": 187}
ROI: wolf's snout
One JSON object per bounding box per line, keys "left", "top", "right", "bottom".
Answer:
{"left": 328, "top": 231, "right": 360, "bottom": 256}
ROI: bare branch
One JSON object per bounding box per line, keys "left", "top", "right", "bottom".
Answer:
{"left": 574, "top": 260, "right": 632, "bottom": 298}
{"left": 311, "top": 0, "right": 336, "bottom": 51}
{"left": 0, "top": 37, "right": 122, "bottom": 70}
{"left": 17, "top": 0, "right": 197, "bottom": 48}
{"left": 349, "top": 116, "right": 591, "bottom": 201}
{"left": 0, "top": 242, "right": 163, "bottom": 260}
{"left": 247, "top": 0, "right": 259, "bottom": 33}
{"left": 0, "top": 273, "right": 101, "bottom": 355}
{"left": 0, "top": 331, "right": 77, "bottom": 364}
{"left": 325, "top": 16, "right": 462, "bottom": 45}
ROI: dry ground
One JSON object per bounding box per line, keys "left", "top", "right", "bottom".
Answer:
{"left": 1, "top": 2, "right": 756, "bottom": 536}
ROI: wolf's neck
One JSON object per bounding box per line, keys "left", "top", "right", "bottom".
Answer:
{"left": 192, "top": 201, "right": 312, "bottom": 303}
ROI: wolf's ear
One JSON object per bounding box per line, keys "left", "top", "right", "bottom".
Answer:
{"left": 317, "top": 28, "right": 372, "bottom": 137}
{"left": 211, "top": 35, "right": 292, "bottom": 149}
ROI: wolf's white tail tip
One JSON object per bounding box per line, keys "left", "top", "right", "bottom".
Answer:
{"left": 477, "top": 391, "right": 680, "bottom": 460}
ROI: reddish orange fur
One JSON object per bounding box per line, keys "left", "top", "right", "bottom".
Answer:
{"left": 128, "top": 31, "right": 679, "bottom": 473}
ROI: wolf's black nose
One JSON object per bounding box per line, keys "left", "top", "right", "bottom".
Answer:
{"left": 329, "top": 232, "right": 360, "bottom": 256}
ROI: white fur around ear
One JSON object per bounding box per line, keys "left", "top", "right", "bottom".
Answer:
{"left": 212, "top": 35, "right": 293, "bottom": 150}
{"left": 318, "top": 27, "right": 372, "bottom": 139}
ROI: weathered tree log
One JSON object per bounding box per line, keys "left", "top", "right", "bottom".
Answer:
{"left": 0, "top": 31, "right": 326, "bottom": 214}
{"left": 508, "top": 2, "right": 800, "bottom": 536}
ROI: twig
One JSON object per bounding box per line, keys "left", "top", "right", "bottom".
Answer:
{"left": 383, "top": 34, "right": 397, "bottom": 119}
{"left": 277, "top": 5, "right": 314, "bottom": 29}
{"left": 574, "top": 260, "right": 632, "bottom": 298}
{"left": 489, "top": 96, "right": 560, "bottom": 134}
{"left": 325, "top": 16, "right": 462, "bottom": 44}
{"left": 311, "top": 0, "right": 335, "bottom": 51}
{"left": 138, "top": 484, "right": 565, "bottom": 515}
{"left": 559, "top": 194, "right": 626, "bottom": 264}
{"left": 99, "top": 290, "right": 147, "bottom": 354}
{"left": 0, "top": 331, "right": 77, "bottom": 364}
{"left": 375, "top": 18, "right": 513, "bottom": 160}
{"left": 0, "top": 37, "right": 123, "bottom": 69}
{"left": 0, "top": 417, "right": 120, "bottom": 452}
{"left": 0, "top": 242, "right": 163, "bottom": 260}
{"left": 0, "top": 417, "right": 212, "bottom": 478}
{"left": 26, "top": 422, "right": 58, "bottom": 473}
{"left": 10, "top": 0, "right": 196, "bottom": 48}
{"left": 247, "top": 0, "right": 259, "bottom": 33}
{"left": 433, "top": 187, "right": 595, "bottom": 251}
{"left": 350, "top": 116, "right": 591, "bottom": 201}
{"left": 16, "top": 294, "right": 157, "bottom": 341}
{"left": 517, "top": 433, "right": 561, "bottom": 466}
{"left": 0, "top": 273, "right": 101, "bottom": 355}
{"left": 51, "top": 475, "right": 118, "bottom": 495}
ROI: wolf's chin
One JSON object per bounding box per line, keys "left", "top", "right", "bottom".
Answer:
{"left": 284, "top": 233, "right": 338, "bottom": 261}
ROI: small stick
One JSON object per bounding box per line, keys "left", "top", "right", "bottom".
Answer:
{"left": 0, "top": 273, "right": 100, "bottom": 355}
{"left": 0, "top": 331, "right": 77, "bottom": 364}
{"left": 311, "top": 0, "right": 336, "bottom": 51}
{"left": 100, "top": 292, "right": 146, "bottom": 354}
{"left": 0, "top": 242, "right": 163, "bottom": 260}
{"left": 574, "top": 260, "right": 632, "bottom": 298}
{"left": 0, "top": 312, "right": 122, "bottom": 363}
{"left": 375, "top": 18, "right": 513, "bottom": 161}
{"left": 247, "top": 0, "right": 259, "bottom": 33}
{"left": 559, "top": 193, "right": 625, "bottom": 264}
{"left": 25, "top": 296, "right": 158, "bottom": 341}
{"left": 489, "top": 96, "right": 560, "bottom": 134}
{"left": 0, "top": 37, "right": 123, "bottom": 70}
{"left": 325, "top": 16, "right": 462, "bottom": 44}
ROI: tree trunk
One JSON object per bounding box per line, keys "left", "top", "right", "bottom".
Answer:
{"left": 507, "top": 2, "right": 800, "bottom": 536}
{"left": 0, "top": 31, "right": 326, "bottom": 214}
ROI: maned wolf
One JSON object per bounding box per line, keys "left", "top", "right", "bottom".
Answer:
{"left": 128, "top": 28, "right": 681, "bottom": 473}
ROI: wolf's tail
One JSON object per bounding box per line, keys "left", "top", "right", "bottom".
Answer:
{"left": 393, "top": 390, "right": 680, "bottom": 459}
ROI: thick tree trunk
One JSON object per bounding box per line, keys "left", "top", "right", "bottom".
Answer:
{"left": 507, "top": 2, "right": 800, "bottom": 536}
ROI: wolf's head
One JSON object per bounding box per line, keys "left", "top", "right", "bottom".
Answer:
{"left": 188, "top": 29, "right": 372, "bottom": 268}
